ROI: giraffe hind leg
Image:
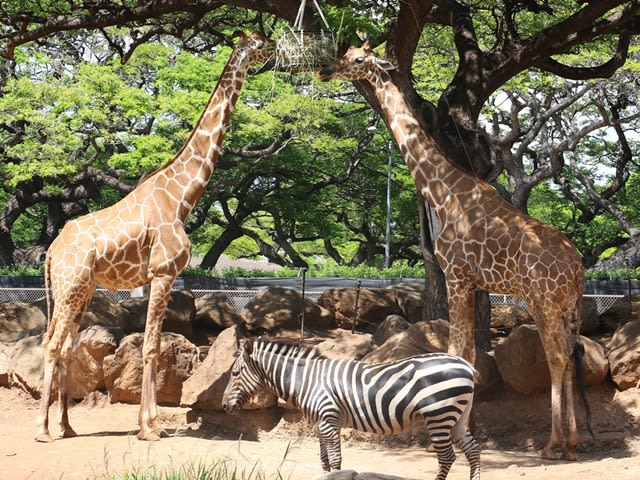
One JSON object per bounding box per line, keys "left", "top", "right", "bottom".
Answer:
{"left": 56, "top": 322, "right": 81, "bottom": 439}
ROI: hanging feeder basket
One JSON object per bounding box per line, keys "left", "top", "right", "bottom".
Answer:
{"left": 275, "top": 0, "right": 337, "bottom": 70}
{"left": 276, "top": 30, "right": 337, "bottom": 70}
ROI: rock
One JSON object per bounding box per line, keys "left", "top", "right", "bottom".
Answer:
{"left": 317, "top": 287, "right": 400, "bottom": 331}
{"left": 316, "top": 331, "right": 373, "bottom": 360}
{"left": 194, "top": 292, "right": 243, "bottom": 330}
{"left": 383, "top": 283, "right": 425, "bottom": 322}
{"left": 362, "top": 320, "right": 449, "bottom": 363}
{"left": 490, "top": 304, "right": 532, "bottom": 336}
{"left": 181, "top": 325, "right": 277, "bottom": 410}
{"left": 0, "top": 342, "right": 13, "bottom": 387}
{"left": 80, "top": 292, "right": 130, "bottom": 331}
{"left": 608, "top": 319, "right": 640, "bottom": 390}
{"left": 8, "top": 333, "right": 44, "bottom": 397}
{"left": 68, "top": 326, "right": 123, "bottom": 400}
{"left": 241, "top": 286, "right": 333, "bottom": 333}
{"left": 103, "top": 332, "right": 198, "bottom": 406}
{"left": 494, "top": 324, "right": 608, "bottom": 394}
{"left": 373, "top": 315, "right": 410, "bottom": 346}
{"left": 475, "top": 351, "right": 501, "bottom": 394}
{"left": 0, "top": 301, "right": 46, "bottom": 342}
{"left": 119, "top": 290, "right": 195, "bottom": 338}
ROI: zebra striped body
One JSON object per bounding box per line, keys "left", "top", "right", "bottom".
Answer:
{"left": 223, "top": 338, "right": 480, "bottom": 479}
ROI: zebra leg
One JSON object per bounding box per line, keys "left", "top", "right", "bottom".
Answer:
{"left": 453, "top": 427, "right": 481, "bottom": 480}
{"left": 427, "top": 427, "right": 456, "bottom": 480}
{"left": 318, "top": 417, "right": 342, "bottom": 471}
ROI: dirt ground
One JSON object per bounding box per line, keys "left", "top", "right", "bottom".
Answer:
{"left": 1, "top": 383, "right": 639, "bottom": 480}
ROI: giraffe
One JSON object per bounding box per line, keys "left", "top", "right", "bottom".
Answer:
{"left": 34, "top": 32, "right": 275, "bottom": 443}
{"left": 319, "top": 42, "right": 586, "bottom": 461}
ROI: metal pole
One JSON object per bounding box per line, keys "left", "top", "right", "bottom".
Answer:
{"left": 352, "top": 279, "right": 361, "bottom": 334}
{"left": 384, "top": 141, "right": 393, "bottom": 269}
{"left": 299, "top": 267, "right": 308, "bottom": 341}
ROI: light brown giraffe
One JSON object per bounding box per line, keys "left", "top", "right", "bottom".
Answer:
{"left": 319, "top": 43, "right": 586, "bottom": 460}
{"left": 35, "top": 32, "right": 275, "bottom": 443}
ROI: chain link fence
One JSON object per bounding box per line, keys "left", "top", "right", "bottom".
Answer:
{"left": 0, "top": 286, "right": 624, "bottom": 315}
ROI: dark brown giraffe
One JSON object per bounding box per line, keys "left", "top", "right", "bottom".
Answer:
{"left": 319, "top": 42, "right": 585, "bottom": 460}
{"left": 35, "top": 32, "right": 275, "bottom": 442}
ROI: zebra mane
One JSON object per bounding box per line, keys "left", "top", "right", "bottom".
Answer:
{"left": 253, "top": 337, "right": 326, "bottom": 360}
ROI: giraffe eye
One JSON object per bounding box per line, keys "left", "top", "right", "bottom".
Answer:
{"left": 256, "top": 40, "right": 264, "bottom": 49}
{"left": 355, "top": 56, "right": 365, "bottom": 64}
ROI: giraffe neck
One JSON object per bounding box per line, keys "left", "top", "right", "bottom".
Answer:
{"left": 146, "top": 50, "right": 249, "bottom": 221}
{"left": 370, "top": 73, "right": 481, "bottom": 219}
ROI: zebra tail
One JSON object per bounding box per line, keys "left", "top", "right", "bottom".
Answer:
{"left": 572, "top": 341, "right": 595, "bottom": 440}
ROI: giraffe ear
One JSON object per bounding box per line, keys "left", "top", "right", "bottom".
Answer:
{"left": 375, "top": 58, "right": 396, "bottom": 71}
{"left": 362, "top": 38, "right": 373, "bottom": 54}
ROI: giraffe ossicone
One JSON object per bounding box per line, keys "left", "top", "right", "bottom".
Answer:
{"left": 319, "top": 42, "right": 586, "bottom": 461}
{"left": 35, "top": 31, "right": 275, "bottom": 443}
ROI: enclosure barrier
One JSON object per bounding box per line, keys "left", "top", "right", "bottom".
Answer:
{"left": 0, "top": 287, "right": 625, "bottom": 316}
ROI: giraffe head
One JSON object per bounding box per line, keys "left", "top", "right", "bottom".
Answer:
{"left": 317, "top": 40, "right": 394, "bottom": 82}
{"left": 234, "top": 31, "right": 276, "bottom": 66}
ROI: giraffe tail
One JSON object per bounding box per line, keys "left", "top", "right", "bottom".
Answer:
{"left": 572, "top": 341, "right": 595, "bottom": 440}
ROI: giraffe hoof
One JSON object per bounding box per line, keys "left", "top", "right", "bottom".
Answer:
{"left": 57, "top": 428, "right": 78, "bottom": 439}
{"left": 137, "top": 430, "right": 162, "bottom": 441}
{"left": 540, "top": 447, "right": 558, "bottom": 460}
{"left": 34, "top": 432, "right": 54, "bottom": 443}
{"left": 561, "top": 449, "right": 578, "bottom": 461}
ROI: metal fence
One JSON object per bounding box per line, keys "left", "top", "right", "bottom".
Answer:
{"left": 0, "top": 287, "right": 624, "bottom": 316}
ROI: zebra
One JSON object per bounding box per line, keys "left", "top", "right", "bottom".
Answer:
{"left": 222, "top": 337, "right": 481, "bottom": 480}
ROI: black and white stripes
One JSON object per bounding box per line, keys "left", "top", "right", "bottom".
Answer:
{"left": 222, "top": 338, "right": 480, "bottom": 479}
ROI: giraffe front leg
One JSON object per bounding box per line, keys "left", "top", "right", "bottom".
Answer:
{"left": 137, "top": 275, "right": 174, "bottom": 441}
{"left": 35, "top": 317, "right": 68, "bottom": 442}
{"left": 446, "top": 282, "right": 477, "bottom": 365}
{"left": 56, "top": 329, "right": 79, "bottom": 439}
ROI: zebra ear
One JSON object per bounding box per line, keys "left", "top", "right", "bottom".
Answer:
{"left": 241, "top": 337, "right": 253, "bottom": 355}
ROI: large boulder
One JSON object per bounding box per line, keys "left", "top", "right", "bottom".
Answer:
{"left": 363, "top": 320, "right": 449, "bottom": 363}
{"left": 372, "top": 315, "right": 410, "bottom": 346}
{"left": 383, "top": 283, "right": 425, "bottom": 322}
{"left": 241, "top": 286, "right": 333, "bottom": 333}
{"left": 68, "top": 326, "right": 123, "bottom": 399}
{"left": 316, "top": 331, "right": 373, "bottom": 360}
{"left": 180, "top": 325, "right": 277, "bottom": 410}
{"left": 103, "top": 332, "right": 198, "bottom": 406}
{"left": 494, "top": 324, "right": 608, "bottom": 394}
{"left": 317, "top": 287, "right": 400, "bottom": 331}
{"left": 0, "top": 301, "right": 46, "bottom": 342}
{"left": 8, "top": 333, "right": 44, "bottom": 397}
{"left": 0, "top": 341, "right": 13, "bottom": 387}
{"left": 80, "top": 292, "right": 131, "bottom": 331}
{"left": 119, "top": 290, "right": 195, "bottom": 338}
{"left": 608, "top": 319, "right": 640, "bottom": 390}
{"left": 194, "top": 292, "right": 244, "bottom": 330}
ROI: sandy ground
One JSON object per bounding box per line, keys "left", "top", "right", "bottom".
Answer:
{"left": 1, "top": 384, "right": 639, "bottom": 480}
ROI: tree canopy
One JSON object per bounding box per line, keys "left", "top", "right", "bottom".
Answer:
{"left": 0, "top": 1, "right": 639, "bottom": 280}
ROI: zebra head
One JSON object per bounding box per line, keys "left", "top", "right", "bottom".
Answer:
{"left": 222, "top": 337, "right": 262, "bottom": 415}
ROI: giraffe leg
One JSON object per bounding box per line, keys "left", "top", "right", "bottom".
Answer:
{"left": 56, "top": 326, "right": 80, "bottom": 439}
{"left": 35, "top": 332, "right": 58, "bottom": 443}
{"left": 540, "top": 340, "right": 571, "bottom": 460}
{"left": 446, "top": 282, "right": 477, "bottom": 364}
{"left": 561, "top": 360, "right": 579, "bottom": 460}
{"left": 137, "top": 274, "right": 174, "bottom": 441}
